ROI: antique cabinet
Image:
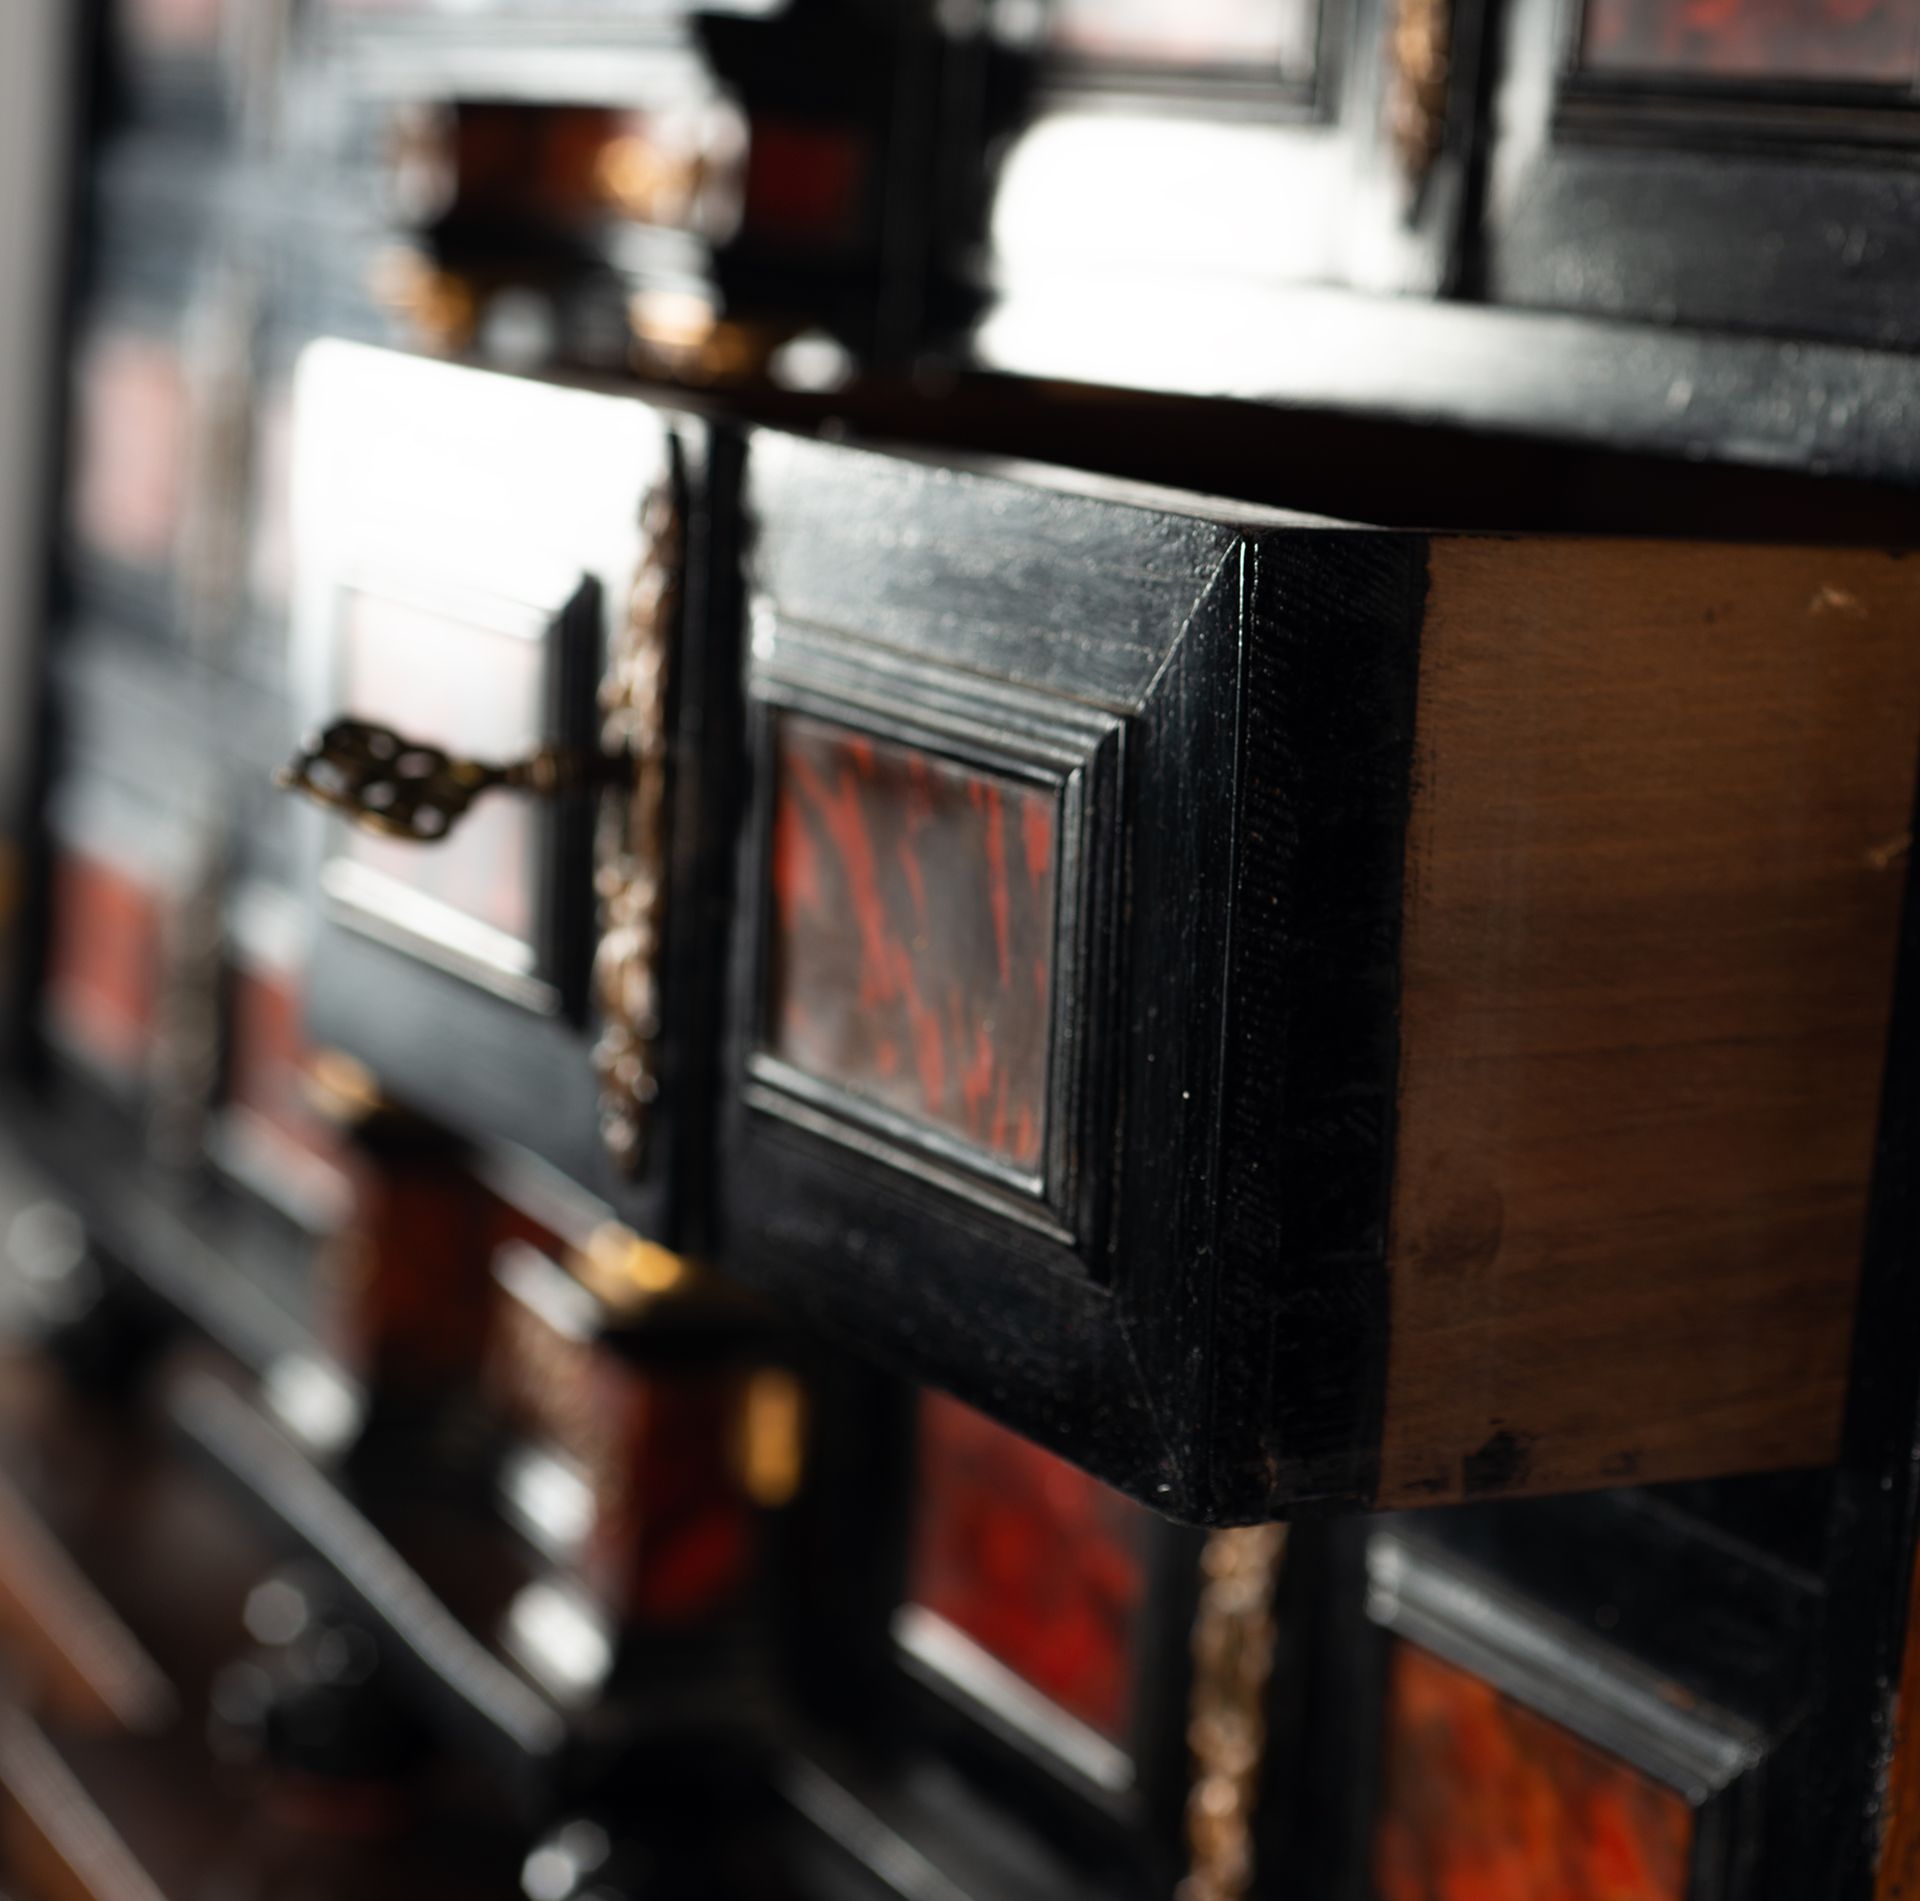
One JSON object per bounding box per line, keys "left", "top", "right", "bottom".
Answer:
{"left": 11, "top": 1, "right": 1920, "bottom": 1899}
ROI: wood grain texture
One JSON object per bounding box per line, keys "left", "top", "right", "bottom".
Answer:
{"left": 1380, "top": 540, "right": 1920, "bottom": 1506}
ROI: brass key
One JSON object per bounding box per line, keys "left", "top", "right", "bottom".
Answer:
{"left": 276, "top": 716, "right": 599, "bottom": 843}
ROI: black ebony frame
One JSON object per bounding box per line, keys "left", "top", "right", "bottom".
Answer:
{"left": 1484, "top": 0, "right": 1920, "bottom": 346}
{"left": 312, "top": 561, "right": 596, "bottom": 1019}
{"left": 1361, "top": 1530, "right": 1764, "bottom": 1901}
{"left": 741, "top": 617, "right": 1124, "bottom": 1252}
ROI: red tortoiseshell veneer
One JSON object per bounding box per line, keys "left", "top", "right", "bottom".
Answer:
{"left": 1376, "top": 1642, "right": 1693, "bottom": 1901}
{"left": 905, "top": 1391, "right": 1148, "bottom": 1745}
{"left": 765, "top": 713, "right": 1058, "bottom": 1176}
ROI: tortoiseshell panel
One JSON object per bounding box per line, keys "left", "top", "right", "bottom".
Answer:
{"left": 906, "top": 1392, "right": 1148, "bottom": 1744}
{"left": 1580, "top": 0, "right": 1920, "bottom": 82}
{"left": 1050, "top": 0, "right": 1318, "bottom": 73}
{"left": 1376, "top": 1642, "right": 1694, "bottom": 1901}
{"left": 336, "top": 588, "right": 544, "bottom": 968}
{"left": 72, "top": 332, "right": 189, "bottom": 571}
{"left": 45, "top": 851, "right": 164, "bottom": 1082}
{"left": 764, "top": 713, "right": 1058, "bottom": 1175}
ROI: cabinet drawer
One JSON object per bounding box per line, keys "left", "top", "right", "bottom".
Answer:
{"left": 720, "top": 435, "right": 1920, "bottom": 1521}
{"left": 288, "top": 343, "right": 738, "bottom": 1251}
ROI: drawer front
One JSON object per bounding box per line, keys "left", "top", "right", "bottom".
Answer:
{"left": 288, "top": 343, "right": 739, "bottom": 1251}
{"left": 722, "top": 435, "right": 1425, "bottom": 1521}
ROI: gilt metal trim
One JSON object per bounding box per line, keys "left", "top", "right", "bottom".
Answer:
{"left": 1387, "top": 0, "right": 1451, "bottom": 198}
{"left": 1179, "top": 1524, "right": 1289, "bottom": 1901}
{"left": 592, "top": 477, "right": 682, "bottom": 1176}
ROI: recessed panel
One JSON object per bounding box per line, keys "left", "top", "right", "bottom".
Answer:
{"left": 762, "top": 712, "right": 1059, "bottom": 1178}
{"left": 1579, "top": 0, "right": 1920, "bottom": 83}
{"left": 1375, "top": 1641, "right": 1694, "bottom": 1901}
{"left": 903, "top": 1392, "right": 1148, "bottom": 1756}
{"left": 1049, "top": 0, "right": 1318, "bottom": 75}
{"left": 327, "top": 586, "right": 547, "bottom": 995}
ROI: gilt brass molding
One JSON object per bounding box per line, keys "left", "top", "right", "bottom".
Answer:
{"left": 1387, "top": 0, "right": 1451, "bottom": 198}
{"left": 592, "top": 477, "right": 682, "bottom": 1176}
{"left": 1180, "top": 1524, "right": 1289, "bottom": 1901}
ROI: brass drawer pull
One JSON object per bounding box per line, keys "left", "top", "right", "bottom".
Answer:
{"left": 276, "top": 716, "right": 605, "bottom": 844}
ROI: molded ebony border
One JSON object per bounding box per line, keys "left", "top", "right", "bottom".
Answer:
{"left": 1793, "top": 743, "right": 1920, "bottom": 1891}
{"left": 313, "top": 563, "right": 592, "bottom": 1015}
{"left": 743, "top": 618, "right": 1123, "bottom": 1249}
{"left": 767, "top": 1362, "right": 1201, "bottom": 1896}
{"left": 1364, "top": 1531, "right": 1764, "bottom": 1901}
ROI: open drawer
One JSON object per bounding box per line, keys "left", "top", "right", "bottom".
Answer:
{"left": 718, "top": 433, "right": 1920, "bottom": 1522}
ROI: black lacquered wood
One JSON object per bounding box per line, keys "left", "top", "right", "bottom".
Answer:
{"left": 718, "top": 436, "right": 1423, "bottom": 1523}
